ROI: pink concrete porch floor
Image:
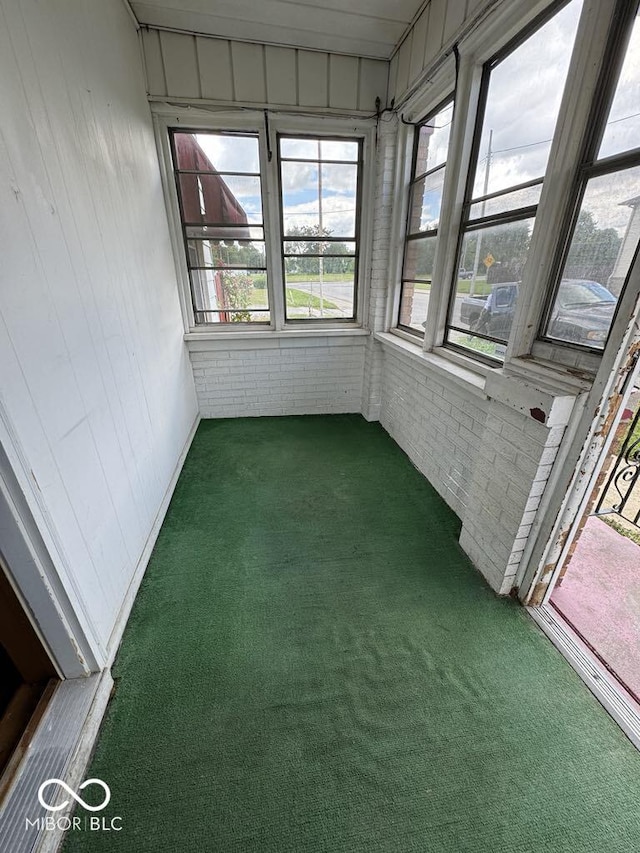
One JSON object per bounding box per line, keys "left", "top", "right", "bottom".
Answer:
{"left": 550, "top": 515, "right": 640, "bottom": 700}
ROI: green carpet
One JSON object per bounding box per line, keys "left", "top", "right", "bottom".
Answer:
{"left": 65, "top": 415, "right": 640, "bottom": 852}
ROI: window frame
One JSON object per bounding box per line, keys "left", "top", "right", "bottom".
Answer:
{"left": 168, "top": 127, "right": 272, "bottom": 327}
{"left": 443, "top": 0, "right": 582, "bottom": 366}
{"left": 153, "top": 108, "right": 375, "bottom": 335}
{"left": 536, "top": 0, "right": 640, "bottom": 356}
{"left": 390, "top": 0, "right": 634, "bottom": 379}
{"left": 276, "top": 133, "right": 364, "bottom": 326}
{"left": 397, "top": 95, "right": 455, "bottom": 337}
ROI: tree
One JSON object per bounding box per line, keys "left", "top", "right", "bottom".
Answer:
{"left": 564, "top": 209, "right": 621, "bottom": 283}
{"left": 285, "top": 225, "right": 354, "bottom": 276}
{"left": 459, "top": 222, "right": 531, "bottom": 283}
{"left": 219, "top": 271, "right": 253, "bottom": 322}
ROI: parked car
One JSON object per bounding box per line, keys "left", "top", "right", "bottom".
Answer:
{"left": 458, "top": 269, "right": 473, "bottom": 280}
{"left": 459, "top": 279, "right": 617, "bottom": 346}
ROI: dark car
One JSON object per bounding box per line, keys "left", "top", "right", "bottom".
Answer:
{"left": 459, "top": 279, "right": 617, "bottom": 347}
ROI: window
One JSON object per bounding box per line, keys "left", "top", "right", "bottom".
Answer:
{"left": 278, "top": 136, "right": 361, "bottom": 322}
{"left": 541, "top": 6, "right": 640, "bottom": 350}
{"left": 443, "top": 0, "right": 583, "bottom": 362}
{"left": 170, "top": 130, "right": 270, "bottom": 324}
{"left": 398, "top": 100, "right": 454, "bottom": 335}
{"left": 168, "top": 126, "right": 367, "bottom": 329}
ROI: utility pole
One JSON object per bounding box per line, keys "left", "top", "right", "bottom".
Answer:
{"left": 470, "top": 129, "right": 493, "bottom": 298}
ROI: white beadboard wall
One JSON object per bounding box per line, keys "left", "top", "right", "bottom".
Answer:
{"left": 388, "top": 0, "right": 493, "bottom": 106}
{"left": 141, "top": 28, "right": 389, "bottom": 112}
{"left": 0, "top": 0, "right": 197, "bottom": 665}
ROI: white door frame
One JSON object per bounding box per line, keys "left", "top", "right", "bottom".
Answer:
{"left": 518, "top": 255, "right": 640, "bottom": 605}
{"left": 0, "top": 427, "right": 98, "bottom": 680}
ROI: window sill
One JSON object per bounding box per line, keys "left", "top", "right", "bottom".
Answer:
{"left": 185, "top": 327, "right": 370, "bottom": 351}
{"left": 375, "top": 331, "right": 488, "bottom": 399}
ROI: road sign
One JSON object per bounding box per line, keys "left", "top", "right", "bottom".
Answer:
{"left": 483, "top": 253, "right": 495, "bottom": 268}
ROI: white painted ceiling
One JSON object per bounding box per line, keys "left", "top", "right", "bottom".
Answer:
{"left": 131, "top": 0, "right": 426, "bottom": 59}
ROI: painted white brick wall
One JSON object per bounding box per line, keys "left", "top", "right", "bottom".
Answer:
{"left": 190, "top": 337, "right": 366, "bottom": 418}
{"left": 362, "top": 115, "right": 398, "bottom": 421}
{"left": 459, "top": 403, "right": 567, "bottom": 594}
{"left": 379, "top": 349, "right": 489, "bottom": 519}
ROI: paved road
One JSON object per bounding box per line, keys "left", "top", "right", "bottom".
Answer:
{"left": 291, "top": 280, "right": 482, "bottom": 327}
{"left": 290, "top": 280, "right": 355, "bottom": 317}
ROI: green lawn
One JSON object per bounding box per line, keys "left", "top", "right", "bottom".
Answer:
{"left": 285, "top": 273, "right": 353, "bottom": 283}
{"left": 251, "top": 288, "right": 338, "bottom": 311}
{"left": 286, "top": 288, "right": 338, "bottom": 309}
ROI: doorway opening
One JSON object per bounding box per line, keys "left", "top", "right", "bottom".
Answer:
{"left": 0, "top": 554, "right": 59, "bottom": 799}
{"left": 549, "top": 384, "right": 640, "bottom": 700}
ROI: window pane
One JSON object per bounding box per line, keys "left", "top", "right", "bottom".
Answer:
{"left": 471, "top": 0, "right": 583, "bottom": 200}
{"left": 543, "top": 168, "right": 636, "bottom": 347}
{"left": 186, "top": 225, "right": 264, "bottom": 241}
{"left": 450, "top": 218, "right": 534, "bottom": 347}
{"left": 281, "top": 162, "right": 357, "bottom": 237}
{"left": 398, "top": 281, "right": 430, "bottom": 333}
{"left": 190, "top": 269, "right": 269, "bottom": 324}
{"left": 279, "top": 136, "right": 360, "bottom": 322}
{"left": 320, "top": 140, "right": 359, "bottom": 161}
{"left": 280, "top": 138, "right": 359, "bottom": 162}
{"left": 468, "top": 181, "right": 542, "bottom": 221}
{"left": 599, "top": 12, "right": 640, "bottom": 160}
{"left": 447, "top": 330, "right": 508, "bottom": 361}
{"left": 186, "top": 240, "right": 266, "bottom": 269}
{"left": 284, "top": 264, "right": 354, "bottom": 319}
{"left": 279, "top": 138, "right": 318, "bottom": 159}
{"left": 408, "top": 167, "right": 446, "bottom": 234}
{"left": 284, "top": 240, "right": 356, "bottom": 256}
{"left": 284, "top": 256, "right": 356, "bottom": 277}
{"left": 403, "top": 235, "right": 436, "bottom": 282}
{"left": 415, "top": 101, "right": 453, "bottom": 176}
{"left": 178, "top": 174, "right": 262, "bottom": 225}
{"left": 173, "top": 132, "right": 260, "bottom": 173}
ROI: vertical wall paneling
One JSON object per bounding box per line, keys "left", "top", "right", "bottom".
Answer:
{"left": 424, "top": 0, "right": 447, "bottom": 69}
{"left": 231, "top": 41, "right": 267, "bottom": 103}
{"left": 141, "top": 30, "right": 388, "bottom": 113}
{"left": 0, "top": 0, "right": 197, "bottom": 660}
{"left": 329, "top": 54, "right": 359, "bottom": 110}
{"left": 388, "top": 53, "right": 399, "bottom": 106}
{"left": 196, "top": 36, "right": 234, "bottom": 101}
{"left": 409, "top": 7, "right": 429, "bottom": 88}
{"left": 141, "top": 27, "right": 166, "bottom": 96}
{"left": 358, "top": 58, "right": 388, "bottom": 111}
{"left": 396, "top": 32, "right": 413, "bottom": 102}
{"left": 443, "top": 0, "right": 468, "bottom": 44}
{"left": 297, "top": 49, "right": 329, "bottom": 107}
{"left": 159, "top": 30, "right": 200, "bottom": 99}
{"left": 265, "top": 45, "right": 297, "bottom": 106}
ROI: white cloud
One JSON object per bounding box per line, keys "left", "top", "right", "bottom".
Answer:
{"left": 282, "top": 195, "right": 357, "bottom": 237}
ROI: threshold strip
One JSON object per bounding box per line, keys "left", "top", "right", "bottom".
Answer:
{"left": 527, "top": 603, "right": 640, "bottom": 751}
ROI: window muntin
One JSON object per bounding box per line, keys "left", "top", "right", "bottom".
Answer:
{"left": 542, "top": 7, "right": 640, "bottom": 350}
{"left": 445, "top": 0, "right": 583, "bottom": 362}
{"left": 171, "top": 130, "right": 270, "bottom": 324}
{"left": 278, "top": 135, "right": 361, "bottom": 321}
{"left": 398, "top": 100, "right": 454, "bottom": 335}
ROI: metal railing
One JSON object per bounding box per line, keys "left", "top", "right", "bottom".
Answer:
{"left": 595, "top": 405, "right": 640, "bottom": 529}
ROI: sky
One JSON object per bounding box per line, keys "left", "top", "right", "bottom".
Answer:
{"left": 193, "top": 133, "right": 359, "bottom": 238}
